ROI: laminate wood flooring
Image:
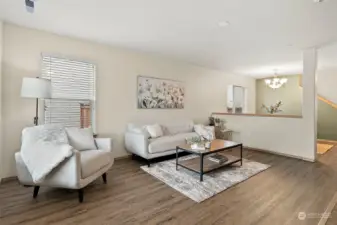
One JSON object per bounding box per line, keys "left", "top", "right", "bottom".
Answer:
{"left": 1, "top": 148, "right": 337, "bottom": 225}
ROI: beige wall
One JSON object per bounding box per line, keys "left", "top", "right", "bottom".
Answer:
{"left": 317, "top": 41, "right": 337, "bottom": 104}
{"left": 317, "top": 100, "right": 337, "bottom": 141}
{"left": 218, "top": 49, "right": 317, "bottom": 162}
{"left": 256, "top": 75, "right": 302, "bottom": 116}
{"left": 316, "top": 69, "right": 337, "bottom": 140}
{"left": 317, "top": 70, "right": 337, "bottom": 104}
{"left": 219, "top": 115, "right": 314, "bottom": 161}
{"left": 0, "top": 21, "right": 3, "bottom": 180}
{"left": 1, "top": 23, "right": 256, "bottom": 178}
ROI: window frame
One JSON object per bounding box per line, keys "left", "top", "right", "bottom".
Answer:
{"left": 40, "top": 53, "right": 97, "bottom": 132}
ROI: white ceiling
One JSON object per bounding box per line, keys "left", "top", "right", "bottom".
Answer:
{"left": 0, "top": 0, "right": 337, "bottom": 78}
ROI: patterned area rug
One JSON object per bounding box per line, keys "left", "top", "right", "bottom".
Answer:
{"left": 141, "top": 155, "right": 270, "bottom": 202}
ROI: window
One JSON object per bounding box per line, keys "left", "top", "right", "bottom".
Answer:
{"left": 41, "top": 55, "right": 96, "bottom": 131}
{"left": 227, "top": 85, "right": 246, "bottom": 113}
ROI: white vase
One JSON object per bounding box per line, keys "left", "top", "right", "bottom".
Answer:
{"left": 191, "top": 143, "right": 198, "bottom": 149}
{"left": 205, "top": 142, "right": 211, "bottom": 148}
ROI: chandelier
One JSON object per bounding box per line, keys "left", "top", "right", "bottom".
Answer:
{"left": 264, "top": 71, "right": 287, "bottom": 89}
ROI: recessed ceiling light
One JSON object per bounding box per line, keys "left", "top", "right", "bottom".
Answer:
{"left": 218, "top": 21, "right": 230, "bottom": 27}
{"left": 313, "top": 0, "right": 324, "bottom": 3}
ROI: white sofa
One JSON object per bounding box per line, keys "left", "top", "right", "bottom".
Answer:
{"left": 125, "top": 120, "right": 199, "bottom": 166}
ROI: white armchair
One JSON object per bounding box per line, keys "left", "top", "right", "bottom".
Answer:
{"left": 15, "top": 138, "right": 114, "bottom": 203}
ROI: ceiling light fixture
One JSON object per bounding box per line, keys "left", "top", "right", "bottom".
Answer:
{"left": 264, "top": 70, "right": 288, "bottom": 89}
{"left": 313, "top": 0, "right": 324, "bottom": 3}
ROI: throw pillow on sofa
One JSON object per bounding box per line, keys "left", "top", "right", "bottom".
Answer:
{"left": 146, "top": 124, "right": 164, "bottom": 138}
{"left": 65, "top": 127, "right": 97, "bottom": 151}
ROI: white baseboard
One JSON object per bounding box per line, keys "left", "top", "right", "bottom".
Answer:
{"left": 245, "top": 146, "right": 315, "bottom": 162}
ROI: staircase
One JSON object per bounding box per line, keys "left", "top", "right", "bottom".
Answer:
{"left": 317, "top": 96, "right": 337, "bottom": 141}
{"left": 299, "top": 76, "right": 337, "bottom": 140}
{"left": 318, "top": 95, "right": 337, "bottom": 109}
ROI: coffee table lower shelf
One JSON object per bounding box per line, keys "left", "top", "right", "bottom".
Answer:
{"left": 176, "top": 154, "right": 242, "bottom": 182}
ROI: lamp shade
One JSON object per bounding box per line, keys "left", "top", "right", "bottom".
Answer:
{"left": 21, "top": 77, "right": 52, "bottom": 99}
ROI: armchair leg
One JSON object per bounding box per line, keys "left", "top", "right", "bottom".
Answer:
{"left": 78, "top": 189, "right": 84, "bottom": 203}
{"left": 102, "top": 173, "right": 107, "bottom": 184}
{"left": 33, "top": 186, "right": 40, "bottom": 198}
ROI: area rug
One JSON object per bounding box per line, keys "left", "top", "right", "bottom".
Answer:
{"left": 141, "top": 155, "right": 270, "bottom": 202}
{"left": 317, "top": 143, "right": 334, "bottom": 155}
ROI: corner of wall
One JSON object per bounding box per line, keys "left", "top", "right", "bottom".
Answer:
{"left": 0, "top": 20, "right": 3, "bottom": 181}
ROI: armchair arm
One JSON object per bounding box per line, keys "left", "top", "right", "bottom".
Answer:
{"left": 45, "top": 149, "right": 82, "bottom": 188}
{"left": 15, "top": 150, "right": 82, "bottom": 189}
{"left": 95, "top": 138, "right": 112, "bottom": 151}
{"left": 125, "top": 132, "right": 149, "bottom": 159}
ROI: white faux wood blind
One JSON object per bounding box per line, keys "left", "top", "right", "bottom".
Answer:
{"left": 44, "top": 99, "right": 91, "bottom": 127}
{"left": 42, "top": 56, "right": 96, "bottom": 100}
{"left": 41, "top": 55, "right": 96, "bottom": 128}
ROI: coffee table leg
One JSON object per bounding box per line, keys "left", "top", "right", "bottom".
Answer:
{"left": 176, "top": 147, "right": 179, "bottom": 171}
{"left": 200, "top": 155, "right": 204, "bottom": 182}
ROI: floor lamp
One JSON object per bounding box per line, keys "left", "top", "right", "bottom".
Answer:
{"left": 21, "top": 77, "right": 52, "bottom": 126}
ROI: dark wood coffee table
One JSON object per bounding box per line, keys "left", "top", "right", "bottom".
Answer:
{"left": 176, "top": 139, "right": 243, "bottom": 182}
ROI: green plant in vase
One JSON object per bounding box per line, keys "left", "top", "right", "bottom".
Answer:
{"left": 186, "top": 136, "right": 202, "bottom": 145}
{"left": 262, "top": 101, "right": 282, "bottom": 114}
{"left": 209, "top": 116, "right": 215, "bottom": 126}
{"left": 215, "top": 118, "right": 226, "bottom": 130}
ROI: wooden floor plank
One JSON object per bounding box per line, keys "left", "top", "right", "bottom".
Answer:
{"left": 1, "top": 148, "right": 337, "bottom": 225}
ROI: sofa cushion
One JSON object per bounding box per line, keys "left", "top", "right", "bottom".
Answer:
{"left": 163, "top": 121, "right": 194, "bottom": 135}
{"left": 148, "top": 132, "right": 199, "bottom": 154}
{"left": 80, "top": 150, "right": 111, "bottom": 178}
{"left": 65, "top": 127, "right": 97, "bottom": 151}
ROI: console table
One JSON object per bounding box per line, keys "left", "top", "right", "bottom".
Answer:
{"left": 215, "top": 127, "right": 233, "bottom": 140}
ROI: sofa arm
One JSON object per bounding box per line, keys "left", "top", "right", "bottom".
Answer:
{"left": 125, "top": 132, "right": 149, "bottom": 159}
{"left": 95, "top": 138, "right": 112, "bottom": 151}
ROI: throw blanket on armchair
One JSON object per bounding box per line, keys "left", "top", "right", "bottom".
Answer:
{"left": 20, "top": 124, "right": 74, "bottom": 183}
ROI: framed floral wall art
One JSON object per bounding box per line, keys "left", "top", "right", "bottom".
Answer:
{"left": 137, "top": 76, "right": 185, "bottom": 109}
